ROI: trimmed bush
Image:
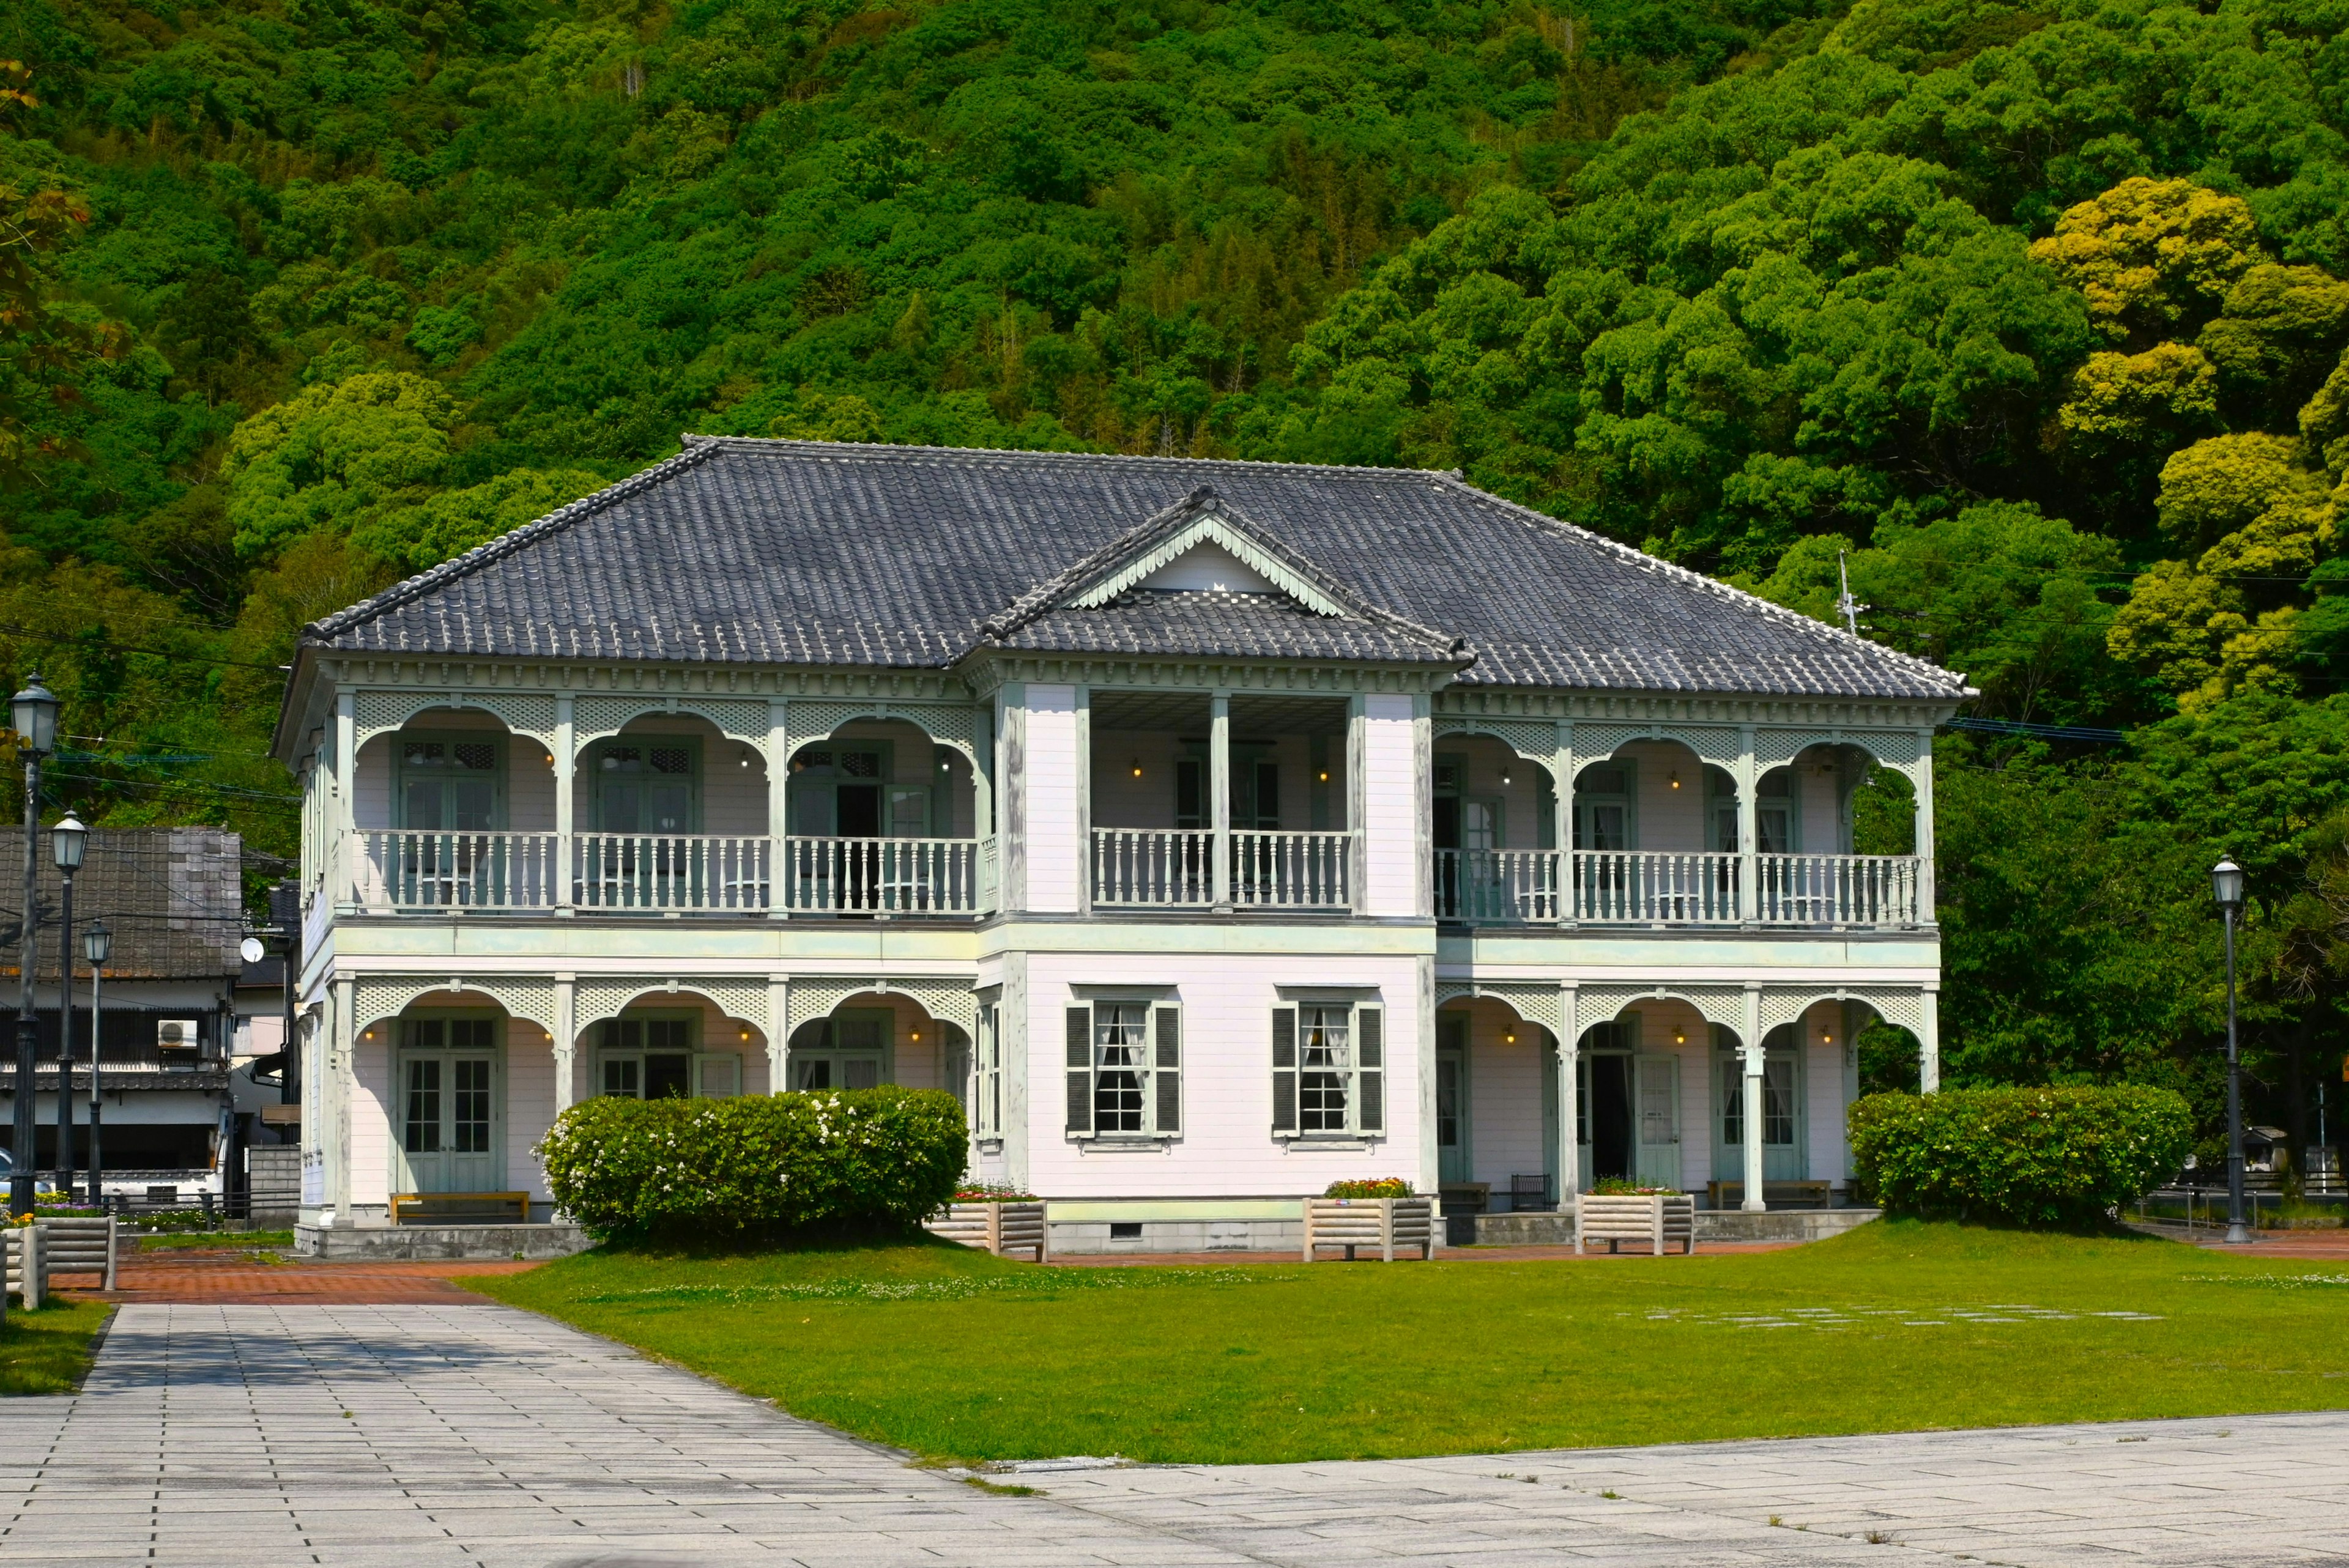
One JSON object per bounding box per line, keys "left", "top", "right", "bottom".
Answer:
{"left": 540, "top": 1087, "right": 966, "bottom": 1240}
{"left": 1849, "top": 1085, "right": 2194, "bottom": 1227}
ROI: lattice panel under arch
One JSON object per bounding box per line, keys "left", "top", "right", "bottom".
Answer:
{"left": 1852, "top": 731, "right": 1922, "bottom": 767}
{"left": 353, "top": 691, "right": 557, "bottom": 748}
{"left": 889, "top": 979, "right": 979, "bottom": 1034}
{"left": 1755, "top": 729, "right": 1839, "bottom": 766}
{"left": 1570, "top": 724, "right": 1650, "bottom": 760}
{"left": 571, "top": 977, "right": 771, "bottom": 1034}
{"left": 786, "top": 702, "right": 978, "bottom": 761}
{"left": 1463, "top": 983, "right": 1562, "bottom": 1031}
{"left": 350, "top": 976, "right": 556, "bottom": 1034}
{"left": 1755, "top": 988, "right": 1924, "bottom": 1035}
{"left": 1433, "top": 719, "right": 1558, "bottom": 762}
{"left": 1434, "top": 982, "right": 1474, "bottom": 1008}
{"left": 785, "top": 978, "right": 881, "bottom": 1038}
{"left": 573, "top": 696, "right": 773, "bottom": 753}
{"left": 1576, "top": 983, "right": 1748, "bottom": 1037}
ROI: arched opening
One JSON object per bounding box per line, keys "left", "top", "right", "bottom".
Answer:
{"left": 584, "top": 993, "right": 768, "bottom": 1101}
{"left": 1433, "top": 735, "right": 1554, "bottom": 919}
{"left": 1577, "top": 997, "right": 1738, "bottom": 1193}
{"left": 784, "top": 991, "right": 967, "bottom": 1101}
{"left": 573, "top": 714, "right": 773, "bottom": 912}
{"left": 785, "top": 719, "right": 981, "bottom": 914}
{"left": 355, "top": 987, "right": 558, "bottom": 1221}
{"left": 1434, "top": 997, "right": 1559, "bottom": 1211}
{"left": 351, "top": 709, "right": 559, "bottom": 911}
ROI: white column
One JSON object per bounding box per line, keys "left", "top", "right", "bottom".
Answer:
{"left": 1075, "top": 688, "right": 1093, "bottom": 915}
{"left": 1919, "top": 986, "right": 1940, "bottom": 1093}
{"left": 1553, "top": 727, "right": 1575, "bottom": 925}
{"left": 1741, "top": 983, "right": 1766, "bottom": 1212}
{"left": 553, "top": 974, "right": 577, "bottom": 1111}
{"left": 1912, "top": 738, "right": 1937, "bottom": 923}
{"left": 330, "top": 975, "right": 356, "bottom": 1225}
{"left": 1412, "top": 695, "right": 1433, "bottom": 918}
{"left": 1210, "top": 690, "right": 1231, "bottom": 910}
{"left": 554, "top": 695, "right": 576, "bottom": 915}
{"left": 1346, "top": 696, "right": 1368, "bottom": 915}
{"left": 1737, "top": 724, "right": 1759, "bottom": 925}
{"left": 768, "top": 976, "right": 790, "bottom": 1092}
{"left": 332, "top": 692, "right": 357, "bottom": 911}
{"left": 1557, "top": 982, "right": 1580, "bottom": 1199}
{"left": 996, "top": 685, "right": 1028, "bottom": 914}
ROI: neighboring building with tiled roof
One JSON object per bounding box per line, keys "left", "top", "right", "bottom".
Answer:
{"left": 278, "top": 440, "right": 1962, "bottom": 1255}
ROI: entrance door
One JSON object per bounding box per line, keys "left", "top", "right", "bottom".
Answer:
{"left": 1586, "top": 1054, "right": 1634, "bottom": 1182}
{"left": 396, "top": 1016, "right": 502, "bottom": 1194}
{"left": 1635, "top": 1054, "right": 1680, "bottom": 1188}
{"left": 1436, "top": 1013, "right": 1469, "bottom": 1184}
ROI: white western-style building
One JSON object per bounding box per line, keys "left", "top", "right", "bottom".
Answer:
{"left": 276, "top": 440, "right": 1967, "bottom": 1252}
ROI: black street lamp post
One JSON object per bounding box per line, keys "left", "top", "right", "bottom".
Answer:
{"left": 83, "top": 921, "right": 107, "bottom": 1208}
{"left": 50, "top": 812, "right": 83, "bottom": 1208}
{"left": 2211, "top": 854, "right": 2251, "bottom": 1244}
{"left": 10, "top": 675, "right": 58, "bottom": 1225}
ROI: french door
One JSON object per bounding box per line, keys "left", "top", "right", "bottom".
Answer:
{"left": 396, "top": 1016, "right": 502, "bottom": 1194}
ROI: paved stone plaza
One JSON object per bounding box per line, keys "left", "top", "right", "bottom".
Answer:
{"left": 0, "top": 1303, "right": 2339, "bottom": 1567}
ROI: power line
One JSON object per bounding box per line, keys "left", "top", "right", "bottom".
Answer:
{"left": 0, "top": 621, "right": 290, "bottom": 673}
{"left": 39, "top": 768, "right": 299, "bottom": 807}
{"left": 1945, "top": 717, "right": 2127, "bottom": 744}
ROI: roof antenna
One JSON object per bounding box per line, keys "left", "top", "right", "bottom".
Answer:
{"left": 1836, "top": 550, "right": 1866, "bottom": 637}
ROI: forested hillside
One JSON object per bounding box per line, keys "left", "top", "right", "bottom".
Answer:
{"left": 5, "top": 0, "right": 2349, "bottom": 1154}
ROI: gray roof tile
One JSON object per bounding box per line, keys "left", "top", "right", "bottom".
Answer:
{"left": 305, "top": 439, "right": 1969, "bottom": 701}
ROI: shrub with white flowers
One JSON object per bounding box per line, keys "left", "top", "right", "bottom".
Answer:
{"left": 1849, "top": 1085, "right": 2194, "bottom": 1227}
{"left": 539, "top": 1087, "right": 966, "bottom": 1240}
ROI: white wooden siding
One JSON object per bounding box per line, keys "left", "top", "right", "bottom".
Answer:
{"left": 1089, "top": 730, "right": 1192, "bottom": 829}
{"left": 1362, "top": 695, "right": 1419, "bottom": 915}
{"left": 1795, "top": 754, "right": 1846, "bottom": 854}
{"left": 1617, "top": 741, "right": 1707, "bottom": 851}
{"left": 1022, "top": 952, "right": 1422, "bottom": 1197}
{"left": 1022, "top": 686, "right": 1083, "bottom": 912}
{"left": 1803, "top": 1002, "right": 1848, "bottom": 1183}
{"left": 1460, "top": 1001, "right": 1548, "bottom": 1188}
{"left": 505, "top": 1022, "right": 555, "bottom": 1199}
{"left": 351, "top": 1029, "right": 391, "bottom": 1210}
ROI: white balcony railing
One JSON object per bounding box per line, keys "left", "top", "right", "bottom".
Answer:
{"left": 779, "top": 836, "right": 982, "bottom": 915}
{"left": 1434, "top": 848, "right": 1924, "bottom": 926}
{"left": 346, "top": 832, "right": 980, "bottom": 916}
{"left": 1756, "top": 854, "right": 1922, "bottom": 926}
{"left": 574, "top": 834, "right": 772, "bottom": 912}
{"left": 1093, "top": 829, "right": 1213, "bottom": 908}
{"left": 1433, "top": 849, "right": 1560, "bottom": 922}
{"left": 1232, "top": 830, "right": 1353, "bottom": 910}
{"left": 1574, "top": 850, "right": 1744, "bottom": 925}
{"left": 351, "top": 831, "right": 562, "bottom": 911}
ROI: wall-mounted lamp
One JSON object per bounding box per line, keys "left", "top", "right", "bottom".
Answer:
{"left": 363, "top": 1029, "right": 375, "bottom": 1041}
{"left": 739, "top": 1027, "right": 751, "bottom": 1043}
{"left": 1668, "top": 770, "right": 1682, "bottom": 790}
{"left": 1130, "top": 757, "right": 1143, "bottom": 778}
{"left": 1500, "top": 766, "right": 1513, "bottom": 786}
{"left": 1318, "top": 769, "right": 1329, "bottom": 783}
{"left": 739, "top": 748, "right": 752, "bottom": 769}
{"left": 910, "top": 1026, "right": 922, "bottom": 1042}
{"left": 1821, "top": 1029, "right": 1834, "bottom": 1045}
{"left": 1674, "top": 1026, "right": 1687, "bottom": 1045}
{"left": 1503, "top": 1028, "right": 1517, "bottom": 1045}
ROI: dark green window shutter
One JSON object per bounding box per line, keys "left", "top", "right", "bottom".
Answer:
{"left": 1271, "top": 1005, "right": 1297, "bottom": 1135}
{"left": 1356, "top": 1004, "right": 1384, "bottom": 1133}
{"left": 1153, "top": 1005, "right": 1181, "bottom": 1134}
{"left": 1065, "top": 1005, "right": 1093, "bottom": 1136}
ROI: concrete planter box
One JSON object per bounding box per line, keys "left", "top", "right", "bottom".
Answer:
{"left": 1575, "top": 1193, "right": 1696, "bottom": 1256}
{"left": 927, "top": 1200, "right": 1048, "bottom": 1261}
{"left": 1302, "top": 1196, "right": 1435, "bottom": 1261}
{"left": 295, "top": 1222, "right": 590, "bottom": 1261}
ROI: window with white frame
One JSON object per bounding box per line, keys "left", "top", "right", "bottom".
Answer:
{"left": 1271, "top": 998, "right": 1384, "bottom": 1138}
{"left": 1064, "top": 999, "right": 1181, "bottom": 1139}
{"left": 975, "top": 1000, "right": 1003, "bottom": 1141}
{"left": 598, "top": 1014, "right": 739, "bottom": 1099}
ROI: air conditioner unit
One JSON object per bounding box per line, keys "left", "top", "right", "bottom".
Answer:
{"left": 156, "top": 1019, "right": 204, "bottom": 1050}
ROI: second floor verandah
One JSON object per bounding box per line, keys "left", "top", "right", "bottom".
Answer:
{"left": 313, "top": 689, "right": 1936, "bottom": 934}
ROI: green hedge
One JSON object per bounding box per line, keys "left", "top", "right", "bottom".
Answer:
{"left": 539, "top": 1087, "right": 967, "bottom": 1240}
{"left": 1849, "top": 1085, "right": 2194, "bottom": 1226}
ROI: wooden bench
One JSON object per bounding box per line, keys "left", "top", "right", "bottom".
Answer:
{"left": 1575, "top": 1194, "right": 1696, "bottom": 1256}
{"left": 390, "top": 1192, "right": 532, "bottom": 1225}
{"left": 1303, "top": 1197, "right": 1436, "bottom": 1261}
{"left": 1706, "top": 1180, "right": 1834, "bottom": 1210}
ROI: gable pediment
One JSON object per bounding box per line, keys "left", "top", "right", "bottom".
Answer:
{"left": 1064, "top": 508, "right": 1346, "bottom": 616}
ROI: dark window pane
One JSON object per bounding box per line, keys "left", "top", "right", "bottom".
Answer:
{"left": 645, "top": 1054, "right": 691, "bottom": 1098}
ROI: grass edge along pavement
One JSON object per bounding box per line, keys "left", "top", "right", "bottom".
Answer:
{"left": 0, "top": 1299, "right": 112, "bottom": 1396}
{"left": 464, "top": 1219, "right": 2349, "bottom": 1465}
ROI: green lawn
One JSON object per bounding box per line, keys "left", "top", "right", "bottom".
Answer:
{"left": 467, "top": 1221, "right": 2349, "bottom": 1464}
{"left": 0, "top": 1301, "right": 111, "bottom": 1396}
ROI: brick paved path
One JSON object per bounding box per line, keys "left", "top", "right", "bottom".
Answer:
{"left": 56, "top": 1248, "right": 540, "bottom": 1306}
{"left": 2, "top": 1301, "right": 2341, "bottom": 1567}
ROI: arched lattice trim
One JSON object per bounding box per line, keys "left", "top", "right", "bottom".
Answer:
{"left": 785, "top": 977, "right": 978, "bottom": 1037}
{"left": 1576, "top": 983, "right": 1749, "bottom": 1038}
{"left": 350, "top": 976, "right": 557, "bottom": 1035}
{"left": 784, "top": 701, "right": 979, "bottom": 766}
{"left": 572, "top": 978, "right": 772, "bottom": 1035}
{"left": 1759, "top": 988, "right": 1923, "bottom": 1035}
{"left": 573, "top": 695, "right": 773, "bottom": 756}
{"left": 1570, "top": 723, "right": 1742, "bottom": 766}
{"left": 1434, "top": 982, "right": 1474, "bottom": 1007}
{"left": 1444, "top": 982, "right": 1563, "bottom": 1030}
{"left": 1431, "top": 719, "right": 1558, "bottom": 763}
{"left": 1756, "top": 729, "right": 1923, "bottom": 769}
{"left": 353, "top": 691, "right": 557, "bottom": 749}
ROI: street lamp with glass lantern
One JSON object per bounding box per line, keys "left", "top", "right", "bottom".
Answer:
{"left": 2211, "top": 854, "right": 2251, "bottom": 1244}
{"left": 81, "top": 920, "right": 107, "bottom": 1208}
{"left": 49, "top": 812, "right": 84, "bottom": 1207}
{"left": 10, "top": 674, "right": 59, "bottom": 1223}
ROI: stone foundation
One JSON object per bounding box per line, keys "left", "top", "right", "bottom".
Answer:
{"left": 295, "top": 1222, "right": 592, "bottom": 1261}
